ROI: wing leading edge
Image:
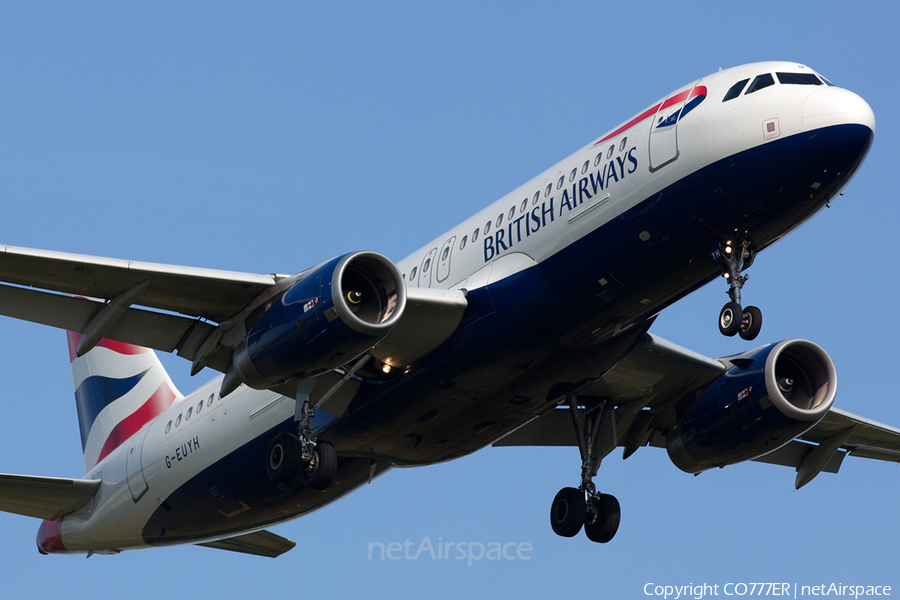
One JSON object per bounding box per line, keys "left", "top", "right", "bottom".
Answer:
{"left": 0, "top": 244, "right": 469, "bottom": 377}
{"left": 0, "top": 244, "right": 284, "bottom": 322}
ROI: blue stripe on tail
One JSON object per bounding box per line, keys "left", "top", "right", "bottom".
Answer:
{"left": 73, "top": 368, "right": 150, "bottom": 450}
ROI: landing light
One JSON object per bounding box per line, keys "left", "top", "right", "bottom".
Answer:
{"left": 382, "top": 363, "right": 392, "bottom": 374}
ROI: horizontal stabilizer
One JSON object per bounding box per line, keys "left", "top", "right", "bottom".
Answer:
{"left": 195, "top": 530, "right": 296, "bottom": 558}
{"left": 0, "top": 473, "right": 101, "bottom": 520}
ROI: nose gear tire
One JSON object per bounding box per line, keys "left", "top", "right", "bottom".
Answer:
{"left": 719, "top": 302, "right": 742, "bottom": 336}
{"left": 739, "top": 306, "right": 763, "bottom": 341}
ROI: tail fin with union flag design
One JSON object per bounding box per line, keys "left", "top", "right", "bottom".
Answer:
{"left": 67, "top": 332, "right": 182, "bottom": 473}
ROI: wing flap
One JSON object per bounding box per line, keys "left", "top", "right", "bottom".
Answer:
{"left": 0, "top": 473, "right": 101, "bottom": 520}
{"left": 750, "top": 440, "right": 845, "bottom": 473}
{"left": 0, "top": 283, "right": 220, "bottom": 365}
{"left": 800, "top": 407, "right": 900, "bottom": 463}
{"left": 195, "top": 530, "right": 296, "bottom": 558}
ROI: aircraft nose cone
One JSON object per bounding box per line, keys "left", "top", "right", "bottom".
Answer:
{"left": 802, "top": 88, "right": 876, "bottom": 135}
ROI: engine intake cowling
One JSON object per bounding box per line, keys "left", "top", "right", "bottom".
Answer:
{"left": 230, "top": 251, "right": 406, "bottom": 390}
{"left": 666, "top": 339, "right": 836, "bottom": 473}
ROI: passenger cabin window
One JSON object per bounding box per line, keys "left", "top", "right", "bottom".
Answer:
{"left": 569, "top": 167, "right": 577, "bottom": 182}
{"left": 544, "top": 183, "right": 552, "bottom": 197}
{"left": 472, "top": 228, "right": 479, "bottom": 242}
{"left": 423, "top": 258, "right": 431, "bottom": 272}
{"left": 410, "top": 266, "right": 417, "bottom": 280}
{"left": 520, "top": 199, "right": 527, "bottom": 213}
{"left": 532, "top": 191, "right": 540, "bottom": 205}
{"left": 460, "top": 235, "right": 467, "bottom": 250}
{"left": 745, "top": 73, "right": 775, "bottom": 95}
{"left": 594, "top": 153, "right": 602, "bottom": 167}
{"left": 619, "top": 137, "right": 627, "bottom": 151}
{"left": 581, "top": 160, "right": 589, "bottom": 174}
{"left": 197, "top": 400, "right": 203, "bottom": 414}
{"left": 508, "top": 206, "right": 516, "bottom": 220}
{"left": 165, "top": 420, "right": 172, "bottom": 434}
{"left": 441, "top": 247, "right": 449, "bottom": 261}
{"left": 175, "top": 414, "right": 182, "bottom": 427}
{"left": 496, "top": 213, "right": 503, "bottom": 227}
{"left": 606, "top": 145, "right": 614, "bottom": 159}
{"left": 484, "top": 221, "right": 491, "bottom": 234}
{"left": 207, "top": 394, "right": 214, "bottom": 407}
{"left": 186, "top": 406, "right": 193, "bottom": 421}
{"left": 776, "top": 72, "right": 822, "bottom": 86}
{"left": 556, "top": 175, "right": 564, "bottom": 189}
{"left": 722, "top": 79, "right": 749, "bottom": 102}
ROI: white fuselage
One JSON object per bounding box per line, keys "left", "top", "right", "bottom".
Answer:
{"left": 46, "top": 61, "right": 875, "bottom": 554}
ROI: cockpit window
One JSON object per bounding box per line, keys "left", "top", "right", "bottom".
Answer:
{"left": 722, "top": 79, "right": 749, "bottom": 102}
{"left": 776, "top": 72, "right": 822, "bottom": 86}
{"left": 821, "top": 76, "right": 836, "bottom": 87}
{"left": 745, "top": 73, "right": 775, "bottom": 95}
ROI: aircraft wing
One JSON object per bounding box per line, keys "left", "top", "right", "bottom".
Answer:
{"left": 493, "top": 333, "right": 900, "bottom": 488}
{"left": 0, "top": 473, "right": 101, "bottom": 520}
{"left": 0, "top": 244, "right": 290, "bottom": 371}
{"left": 0, "top": 244, "right": 285, "bottom": 322}
{"left": 0, "top": 244, "right": 468, "bottom": 375}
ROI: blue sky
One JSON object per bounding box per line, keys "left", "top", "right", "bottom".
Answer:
{"left": 1, "top": 1, "right": 898, "bottom": 597}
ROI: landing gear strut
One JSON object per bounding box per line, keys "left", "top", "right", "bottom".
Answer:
{"left": 295, "top": 397, "right": 337, "bottom": 490}
{"left": 549, "top": 395, "right": 621, "bottom": 543}
{"left": 265, "top": 384, "right": 338, "bottom": 490}
{"left": 717, "top": 239, "right": 762, "bottom": 341}
{"left": 265, "top": 415, "right": 337, "bottom": 490}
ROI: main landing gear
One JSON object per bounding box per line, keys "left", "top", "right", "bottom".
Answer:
{"left": 550, "top": 395, "right": 621, "bottom": 543}
{"left": 717, "top": 239, "right": 762, "bottom": 341}
{"left": 266, "top": 392, "right": 337, "bottom": 490}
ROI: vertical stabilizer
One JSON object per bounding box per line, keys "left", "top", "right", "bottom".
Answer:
{"left": 67, "top": 332, "right": 182, "bottom": 473}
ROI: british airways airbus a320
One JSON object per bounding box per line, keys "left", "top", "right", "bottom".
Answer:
{"left": 0, "top": 61, "right": 893, "bottom": 557}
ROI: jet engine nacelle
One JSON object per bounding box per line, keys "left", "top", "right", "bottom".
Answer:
{"left": 666, "top": 340, "right": 836, "bottom": 473}
{"left": 230, "top": 251, "right": 406, "bottom": 390}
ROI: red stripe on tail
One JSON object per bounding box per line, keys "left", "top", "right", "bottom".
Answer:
{"left": 67, "top": 331, "right": 149, "bottom": 363}
{"left": 94, "top": 381, "right": 177, "bottom": 465}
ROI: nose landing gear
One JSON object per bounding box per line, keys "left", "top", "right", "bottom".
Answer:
{"left": 717, "top": 240, "right": 762, "bottom": 341}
